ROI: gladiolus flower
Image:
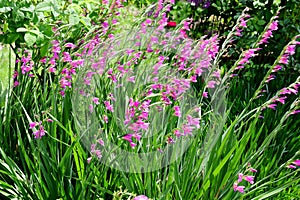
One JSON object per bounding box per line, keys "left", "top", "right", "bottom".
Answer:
{"left": 87, "top": 157, "right": 92, "bottom": 164}
{"left": 233, "top": 183, "right": 245, "bottom": 193}
{"left": 293, "top": 159, "right": 300, "bottom": 166}
{"left": 287, "top": 164, "right": 296, "bottom": 169}
{"left": 249, "top": 167, "right": 257, "bottom": 173}
{"left": 244, "top": 175, "right": 255, "bottom": 184}
{"left": 134, "top": 195, "right": 149, "bottom": 200}
{"left": 29, "top": 122, "right": 38, "bottom": 129}
{"left": 174, "top": 106, "right": 181, "bottom": 117}
{"left": 238, "top": 173, "right": 243, "bottom": 183}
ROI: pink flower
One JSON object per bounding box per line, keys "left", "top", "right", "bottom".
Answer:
{"left": 104, "top": 101, "right": 114, "bottom": 112}
{"left": 269, "top": 20, "right": 278, "bottom": 31}
{"left": 103, "top": 115, "right": 108, "bottom": 123}
{"left": 87, "top": 157, "right": 92, "bottom": 164}
{"left": 285, "top": 45, "right": 296, "bottom": 55}
{"left": 123, "top": 134, "right": 132, "bottom": 142}
{"left": 292, "top": 159, "right": 300, "bottom": 166}
{"left": 65, "top": 43, "right": 76, "bottom": 49}
{"left": 134, "top": 195, "right": 149, "bottom": 200}
{"left": 187, "top": 115, "right": 200, "bottom": 128}
{"left": 273, "top": 96, "right": 287, "bottom": 104}
{"left": 130, "top": 142, "right": 137, "bottom": 148}
{"left": 272, "top": 65, "right": 282, "bottom": 72}
{"left": 267, "top": 104, "right": 277, "bottom": 110}
{"left": 167, "top": 136, "right": 175, "bottom": 144}
{"left": 290, "top": 110, "right": 300, "bottom": 115}
{"left": 279, "top": 54, "right": 289, "bottom": 64}
{"left": 46, "top": 119, "right": 53, "bottom": 123}
{"left": 127, "top": 76, "right": 135, "bottom": 83}
{"left": 97, "top": 139, "right": 104, "bottom": 146}
{"left": 94, "top": 150, "right": 102, "bottom": 158}
{"left": 287, "top": 164, "right": 296, "bottom": 169}
{"left": 249, "top": 167, "right": 257, "bottom": 173}
{"left": 207, "top": 80, "right": 216, "bottom": 88}
{"left": 29, "top": 122, "right": 38, "bottom": 129}
{"left": 174, "top": 106, "right": 181, "bottom": 117}
{"left": 202, "top": 92, "right": 208, "bottom": 98}
{"left": 174, "top": 130, "right": 183, "bottom": 137}
{"left": 93, "top": 97, "right": 100, "bottom": 105}
{"left": 33, "top": 125, "right": 45, "bottom": 139}
{"left": 238, "top": 173, "right": 243, "bottom": 183}
{"left": 233, "top": 183, "right": 245, "bottom": 193}
{"left": 244, "top": 175, "right": 255, "bottom": 184}
{"left": 13, "top": 81, "right": 19, "bottom": 87}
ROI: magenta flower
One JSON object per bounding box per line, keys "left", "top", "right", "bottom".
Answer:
{"left": 93, "top": 97, "right": 100, "bottom": 105}
{"left": 97, "top": 139, "right": 105, "bottom": 146}
{"left": 244, "top": 175, "right": 255, "bottom": 184}
{"left": 187, "top": 115, "right": 200, "bottom": 128}
{"left": 279, "top": 54, "right": 289, "bottom": 64}
{"left": 123, "top": 134, "right": 133, "bottom": 142}
{"left": 273, "top": 96, "right": 287, "bottom": 104}
{"left": 87, "top": 157, "right": 92, "bottom": 164}
{"left": 249, "top": 167, "right": 258, "bottom": 173}
{"left": 134, "top": 195, "right": 149, "bottom": 200}
{"left": 130, "top": 142, "right": 137, "bottom": 148}
{"left": 238, "top": 173, "right": 243, "bottom": 183}
{"left": 290, "top": 110, "right": 300, "bottom": 115}
{"left": 29, "top": 122, "right": 38, "bottom": 129}
{"left": 174, "top": 130, "right": 183, "bottom": 137}
{"left": 13, "top": 81, "right": 19, "bottom": 87}
{"left": 103, "top": 115, "right": 108, "bottom": 123}
{"left": 89, "top": 105, "right": 95, "bottom": 114}
{"left": 46, "top": 119, "right": 53, "bottom": 123}
{"left": 127, "top": 76, "right": 135, "bottom": 83}
{"left": 272, "top": 65, "right": 282, "bottom": 72}
{"left": 207, "top": 80, "right": 216, "bottom": 88}
{"left": 287, "top": 164, "right": 296, "bottom": 169}
{"left": 104, "top": 101, "right": 114, "bottom": 112}
{"left": 285, "top": 45, "right": 296, "bottom": 55}
{"left": 32, "top": 125, "right": 45, "bottom": 139}
{"left": 174, "top": 106, "right": 181, "bottom": 117}
{"left": 233, "top": 183, "right": 245, "bottom": 193}
{"left": 65, "top": 43, "right": 76, "bottom": 49}
{"left": 292, "top": 159, "right": 300, "bottom": 166}
{"left": 267, "top": 104, "right": 277, "bottom": 110}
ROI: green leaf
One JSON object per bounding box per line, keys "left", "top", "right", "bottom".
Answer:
{"left": 5, "top": 33, "right": 19, "bottom": 44}
{"left": 3, "top": 22, "right": 8, "bottom": 33}
{"left": 40, "top": 42, "right": 50, "bottom": 57}
{"left": 69, "top": 14, "right": 80, "bottom": 25}
{"left": 24, "top": 33, "right": 36, "bottom": 47}
{"left": 274, "top": 0, "right": 281, "bottom": 5}
{"left": 35, "top": 1, "right": 51, "bottom": 12}
{"left": 16, "top": 27, "right": 28, "bottom": 32}
{"left": 0, "top": 7, "right": 11, "bottom": 13}
{"left": 258, "top": 20, "right": 266, "bottom": 25}
{"left": 36, "top": 33, "right": 45, "bottom": 46}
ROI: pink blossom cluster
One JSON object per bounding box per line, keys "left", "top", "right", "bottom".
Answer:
{"left": 235, "top": 9, "right": 250, "bottom": 37}
{"left": 263, "top": 82, "right": 299, "bottom": 111}
{"left": 122, "top": 99, "right": 151, "bottom": 148}
{"left": 287, "top": 159, "right": 300, "bottom": 169}
{"left": 87, "top": 138, "right": 105, "bottom": 164}
{"left": 173, "top": 115, "right": 200, "bottom": 139}
{"left": 233, "top": 164, "right": 257, "bottom": 194}
{"left": 258, "top": 19, "right": 279, "bottom": 45}
{"left": 19, "top": 51, "right": 34, "bottom": 76}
